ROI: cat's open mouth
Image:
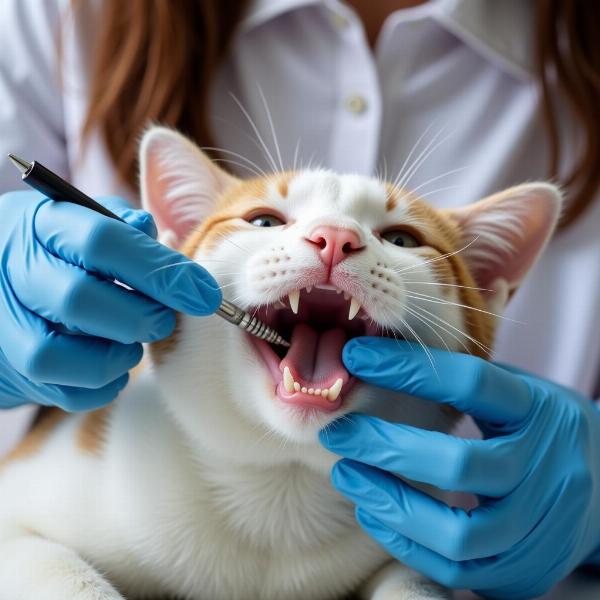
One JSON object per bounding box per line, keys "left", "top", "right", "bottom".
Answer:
{"left": 246, "top": 285, "right": 380, "bottom": 412}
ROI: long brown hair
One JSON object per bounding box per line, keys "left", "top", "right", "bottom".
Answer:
{"left": 80, "top": 0, "right": 600, "bottom": 231}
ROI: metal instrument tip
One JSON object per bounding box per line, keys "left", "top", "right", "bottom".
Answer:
{"left": 8, "top": 154, "right": 32, "bottom": 175}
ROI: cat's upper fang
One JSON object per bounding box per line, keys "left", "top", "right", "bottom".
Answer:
{"left": 288, "top": 290, "right": 300, "bottom": 314}
{"left": 348, "top": 298, "right": 361, "bottom": 320}
{"left": 282, "top": 287, "right": 363, "bottom": 321}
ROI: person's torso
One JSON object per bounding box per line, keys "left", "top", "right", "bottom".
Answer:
{"left": 1, "top": 0, "right": 599, "bottom": 453}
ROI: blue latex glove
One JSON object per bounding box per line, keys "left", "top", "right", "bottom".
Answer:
{"left": 319, "top": 337, "right": 600, "bottom": 599}
{"left": 0, "top": 191, "right": 221, "bottom": 411}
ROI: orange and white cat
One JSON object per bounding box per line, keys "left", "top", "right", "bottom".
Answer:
{"left": 0, "top": 127, "right": 561, "bottom": 600}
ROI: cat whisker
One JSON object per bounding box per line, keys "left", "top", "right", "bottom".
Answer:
{"left": 371, "top": 309, "right": 416, "bottom": 360}
{"left": 201, "top": 146, "right": 269, "bottom": 178}
{"left": 404, "top": 303, "right": 472, "bottom": 354}
{"left": 257, "top": 85, "right": 286, "bottom": 173}
{"left": 300, "top": 151, "right": 321, "bottom": 172}
{"left": 385, "top": 321, "right": 415, "bottom": 356}
{"left": 394, "top": 126, "right": 456, "bottom": 192}
{"left": 406, "top": 308, "right": 473, "bottom": 356}
{"left": 209, "top": 270, "right": 246, "bottom": 277}
{"left": 392, "top": 121, "right": 438, "bottom": 191}
{"left": 406, "top": 184, "right": 463, "bottom": 203}
{"left": 405, "top": 290, "right": 523, "bottom": 323}
{"left": 409, "top": 303, "right": 484, "bottom": 355}
{"left": 403, "top": 304, "right": 452, "bottom": 352}
{"left": 144, "top": 260, "right": 194, "bottom": 277}
{"left": 211, "top": 158, "right": 263, "bottom": 179}
{"left": 225, "top": 293, "right": 245, "bottom": 304}
{"left": 319, "top": 422, "right": 333, "bottom": 447}
{"left": 408, "top": 302, "right": 492, "bottom": 355}
{"left": 215, "top": 281, "right": 242, "bottom": 290}
{"left": 292, "top": 138, "right": 301, "bottom": 172}
{"left": 412, "top": 305, "right": 492, "bottom": 354}
{"left": 375, "top": 155, "right": 389, "bottom": 185}
{"left": 403, "top": 281, "right": 494, "bottom": 293}
{"left": 391, "top": 236, "right": 479, "bottom": 276}
{"left": 336, "top": 414, "right": 355, "bottom": 425}
{"left": 400, "top": 166, "right": 469, "bottom": 200}
{"left": 392, "top": 125, "right": 448, "bottom": 191}
{"left": 214, "top": 230, "right": 251, "bottom": 253}
{"left": 209, "top": 117, "right": 275, "bottom": 176}
{"left": 229, "top": 92, "right": 279, "bottom": 174}
{"left": 397, "top": 313, "right": 439, "bottom": 377}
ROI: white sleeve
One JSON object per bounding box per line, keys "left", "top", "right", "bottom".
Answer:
{"left": 0, "top": 0, "right": 69, "bottom": 194}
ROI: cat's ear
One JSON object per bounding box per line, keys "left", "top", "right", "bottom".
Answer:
{"left": 444, "top": 183, "right": 562, "bottom": 312}
{"left": 139, "top": 126, "right": 237, "bottom": 247}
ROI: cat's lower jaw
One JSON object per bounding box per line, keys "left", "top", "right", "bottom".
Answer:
{"left": 249, "top": 327, "right": 354, "bottom": 415}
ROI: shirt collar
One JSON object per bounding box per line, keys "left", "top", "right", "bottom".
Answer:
{"left": 241, "top": 0, "right": 536, "bottom": 81}
{"left": 241, "top": 0, "right": 322, "bottom": 30}
{"left": 433, "top": 0, "right": 536, "bottom": 80}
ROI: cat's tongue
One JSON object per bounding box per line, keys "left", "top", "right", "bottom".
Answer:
{"left": 278, "top": 323, "right": 349, "bottom": 411}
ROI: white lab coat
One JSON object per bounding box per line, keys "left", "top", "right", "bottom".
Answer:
{"left": 0, "top": 1, "right": 599, "bottom": 596}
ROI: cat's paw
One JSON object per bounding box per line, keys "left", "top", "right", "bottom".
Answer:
{"left": 363, "top": 562, "right": 452, "bottom": 600}
{"left": 0, "top": 536, "right": 127, "bottom": 600}
{"left": 373, "top": 592, "right": 452, "bottom": 600}
{"left": 38, "top": 568, "right": 126, "bottom": 600}
{"left": 371, "top": 581, "right": 452, "bottom": 600}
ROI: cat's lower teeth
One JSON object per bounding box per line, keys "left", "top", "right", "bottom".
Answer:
{"left": 282, "top": 367, "right": 341, "bottom": 401}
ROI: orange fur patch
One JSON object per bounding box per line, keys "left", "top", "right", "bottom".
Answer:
{"left": 431, "top": 260, "right": 456, "bottom": 291}
{"left": 404, "top": 198, "right": 460, "bottom": 254}
{"left": 446, "top": 253, "right": 495, "bottom": 357}
{"left": 77, "top": 407, "right": 111, "bottom": 455}
{"left": 277, "top": 176, "right": 290, "bottom": 198}
{"left": 0, "top": 409, "right": 66, "bottom": 469}
{"left": 385, "top": 185, "right": 399, "bottom": 212}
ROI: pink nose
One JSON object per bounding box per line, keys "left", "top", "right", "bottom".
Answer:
{"left": 306, "top": 226, "right": 364, "bottom": 268}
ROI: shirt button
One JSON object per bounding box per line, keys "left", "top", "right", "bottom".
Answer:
{"left": 345, "top": 94, "right": 368, "bottom": 114}
{"left": 331, "top": 12, "right": 350, "bottom": 29}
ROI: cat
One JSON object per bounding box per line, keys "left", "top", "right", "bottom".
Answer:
{"left": 0, "top": 126, "right": 561, "bottom": 600}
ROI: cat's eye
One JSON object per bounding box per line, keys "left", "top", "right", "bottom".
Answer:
{"left": 381, "top": 228, "right": 421, "bottom": 248}
{"left": 248, "top": 214, "right": 286, "bottom": 227}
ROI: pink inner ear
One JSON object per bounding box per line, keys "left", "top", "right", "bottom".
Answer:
{"left": 488, "top": 203, "right": 556, "bottom": 286}
{"left": 140, "top": 127, "right": 238, "bottom": 246}
{"left": 144, "top": 148, "right": 197, "bottom": 243}
{"left": 450, "top": 184, "right": 562, "bottom": 291}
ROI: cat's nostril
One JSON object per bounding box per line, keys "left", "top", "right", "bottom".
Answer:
{"left": 306, "top": 226, "right": 363, "bottom": 268}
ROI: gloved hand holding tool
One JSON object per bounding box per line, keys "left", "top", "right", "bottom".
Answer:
{"left": 0, "top": 190, "right": 222, "bottom": 411}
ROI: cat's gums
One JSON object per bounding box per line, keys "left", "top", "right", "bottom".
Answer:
{"left": 0, "top": 126, "right": 561, "bottom": 600}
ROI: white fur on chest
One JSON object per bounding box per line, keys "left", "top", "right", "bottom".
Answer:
{"left": 95, "top": 373, "right": 388, "bottom": 600}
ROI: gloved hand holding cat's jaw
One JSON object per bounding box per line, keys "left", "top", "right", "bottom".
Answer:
{"left": 321, "top": 342, "right": 600, "bottom": 597}
{"left": 0, "top": 125, "right": 564, "bottom": 600}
